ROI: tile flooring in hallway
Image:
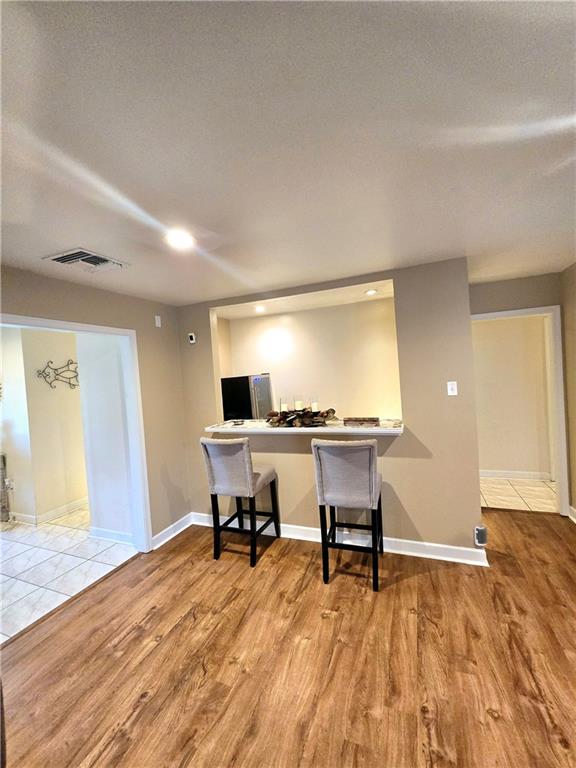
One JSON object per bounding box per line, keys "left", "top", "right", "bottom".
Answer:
{"left": 51, "top": 505, "right": 91, "bottom": 531}
{"left": 0, "top": 520, "right": 137, "bottom": 641}
{"left": 480, "top": 477, "right": 557, "bottom": 512}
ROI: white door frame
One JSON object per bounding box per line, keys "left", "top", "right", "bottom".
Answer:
{"left": 471, "top": 305, "right": 570, "bottom": 517}
{"left": 1, "top": 313, "right": 152, "bottom": 551}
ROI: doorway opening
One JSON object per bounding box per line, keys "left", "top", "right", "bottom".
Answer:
{"left": 1, "top": 326, "right": 90, "bottom": 529}
{"left": 1, "top": 315, "right": 151, "bottom": 641}
{"left": 471, "top": 306, "right": 570, "bottom": 518}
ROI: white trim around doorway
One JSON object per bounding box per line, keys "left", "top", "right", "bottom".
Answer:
{"left": 0, "top": 313, "right": 153, "bottom": 552}
{"left": 472, "top": 305, "right": 570, "bottom": 518}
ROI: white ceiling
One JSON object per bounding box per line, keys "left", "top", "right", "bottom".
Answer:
{"left": 215, "top": 279, "right": 394, "bottom": 319}
{"left": 2, "top": 2, "right": 575, "bottom": 306}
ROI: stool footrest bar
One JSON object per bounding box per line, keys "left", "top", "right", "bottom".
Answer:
{"left": 327, "top": 541, "right": 373, "bottom": 554}
{"left": 221, "top": 511, "right": 273, "bottom": 530}
{"left": 333, "top": 522, "right": 372, "bottom": 531}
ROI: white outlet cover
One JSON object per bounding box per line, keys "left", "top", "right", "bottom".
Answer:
{"left": 447, "top": 381, "right": 458, "bottom": 396}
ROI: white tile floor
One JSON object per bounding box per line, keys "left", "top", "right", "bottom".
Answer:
{"left": 480, "top": 478, "right": 558, "bottom": 513}
{"left": 51, "top": 507, "right": 91, "bottom": 531}
{"left": 0, "top": 519, "right": 137, "bottom": 641}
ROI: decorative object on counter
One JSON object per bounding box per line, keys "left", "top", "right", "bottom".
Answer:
{"left": 380, "top": 418, "right": 404, "bottom": 429}
{"left": 37, "top": 359, "right": 79, "bottom": 389}
{"left": 343, "top": 417, "right": 381, "bottom": 428}
{"left": 266, "top": 407, "right": 337, "bottom": 428}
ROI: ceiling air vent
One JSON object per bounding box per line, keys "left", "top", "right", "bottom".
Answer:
{"left": 43, "top": 249, "right": 127, "bottom": 273}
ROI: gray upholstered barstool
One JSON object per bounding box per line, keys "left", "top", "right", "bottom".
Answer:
{"left": 200, "top": 437, "right": 281, "bottom": 567}
{"left": 311, "top": 439, "right": 383, "bottom": 591}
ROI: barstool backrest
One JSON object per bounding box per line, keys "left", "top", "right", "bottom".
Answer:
{"left": 200, "top": 437, "right": 255, "bottom": 497}
{"left": 311, "top": 439, "right": 379, "bottom": 510}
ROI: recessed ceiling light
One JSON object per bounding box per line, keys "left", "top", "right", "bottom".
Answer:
{"left": 255, "top": 305, "right": 266, "bottom": 314}
{"left": 164, "top": 228, "right": 196, "bottom": 251}
{"left": 365, "top": 289, "right": 378, "bottom": 296}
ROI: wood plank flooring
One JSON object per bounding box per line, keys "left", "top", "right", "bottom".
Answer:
{"left": 1, "top": 509, "right": 575, "bottom": 767}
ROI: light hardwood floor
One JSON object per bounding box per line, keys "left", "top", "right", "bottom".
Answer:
{"left": 1, "top": 509, "right": 575, "bottom": 767}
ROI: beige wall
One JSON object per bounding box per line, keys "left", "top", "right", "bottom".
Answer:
{"left": 469, "top": 273, "right": 562, "bottom": 315}
{"left": 180, "top": 258, "right": 481, "bottom": 547}
{"left": 224, "top": 298, "right": 401, "bottom": 419}
{"left": 21, "top": 329, "right": 88, "bottom": 519}
{"left": 561, "top": 264, "right": 576, "bottom": 506}
{"left": 0, "top": 327, "right": 36, "bottom": 521}
{"left": 1, "top": 266, "right": 190, "bottom": 536}
{"left": 472, "top": 316, "right": 551, "bottom": 477}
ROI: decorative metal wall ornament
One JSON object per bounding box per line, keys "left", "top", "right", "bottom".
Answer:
{"left": 37, "top": 359, "right": 79, "bottom": 389}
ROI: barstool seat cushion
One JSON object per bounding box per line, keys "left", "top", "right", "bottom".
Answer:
{"left": 252, "top": 464, "right": 277, "bottom": 496}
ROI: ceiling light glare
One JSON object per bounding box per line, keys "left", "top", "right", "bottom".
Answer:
{"left": 165, "top": 228, "right": 196, "bottom": 251}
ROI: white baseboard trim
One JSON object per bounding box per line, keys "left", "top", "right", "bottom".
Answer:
{"left": 13, "top": 513, "right": 36, "bottom": 525}
{"left": 154, "top": 511, "right": 488, "bottom": 568}
{"left": 89, "top": 526, "right": 133, "bottom": 544}
{"left": 382, "top": 537, "right": 488, "bottom": 566}
{"left": 14, "top": 497, "right": 88, "bottom": 526}
{"left": 37, "top": 497, "right": 89, "bottom": 524}
{"left": 569, "top": 506, "right": 576, "bottom": 524}
{"left": 152, "top": 513, "right": 195, "bottom": 549}
{"left": 480, "top": 470, "right": 551, "bottom": 481}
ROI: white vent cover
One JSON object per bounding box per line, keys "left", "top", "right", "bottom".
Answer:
{"left": 43, "top": 248, "right": 127, "bottom": 273}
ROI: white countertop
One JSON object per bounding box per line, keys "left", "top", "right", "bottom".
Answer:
{"left": 204, "top": 419, "right": 404, "bottom": 436}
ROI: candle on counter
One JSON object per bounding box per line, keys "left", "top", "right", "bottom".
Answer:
{"left": 294, "top": 400, "right": 303, "bottom": 410}
{"left": 280, "top": 401, "right": 289, "bottom": 411}
{"left": 311, "top": 401, "right": 319, "bottom": 411}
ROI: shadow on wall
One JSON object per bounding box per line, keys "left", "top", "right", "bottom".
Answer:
{"left": 319, "top": 482, "right": 422, "bottom": 542}
{"left": 221, "top": 483, "right": 318, "bottom": 527}
{"left": 379, "top": 427, "right": 432, "bottom": 459}
{"left": 218, "top": 427, "right": 432, "bottom": 459}
{"left": 160, "top": 464, "right": 191, "bottom": 529}
{"left": 215, "top": 473, "right": 424, "bottom": 545}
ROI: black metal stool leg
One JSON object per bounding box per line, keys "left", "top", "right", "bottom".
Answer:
{"left": 249, "top": 496, "right": 257, "bottom": 567}
{"left": 210, "top": 494, "right": 221, "bottom": 560}
{"left": 371, "top": 508, "right": 379, "bottom": 592}
{"left": 378, "top": 495, "right": 384, "bottom": 554}
{"left": 235, "top": 497, "right": 244, "bottom": 530}
{"left": 270, "top": 479, "right": 281, "bottom": 537}
{"left": 329, "top": 506, "right": 336, "bottom": 542}
{"left": 319, "top": 504, "right": 330, "bottom": 583}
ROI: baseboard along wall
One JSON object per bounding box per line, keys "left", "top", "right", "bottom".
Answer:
{"left": 479, "top": 470, "right": 552, "bottom": 481}
{"left": 89, "top": 526, "right": 134, "bottom": 544}
{"left": 152, "top": 511, "right": 489, "bottom": 568}
{"left": 37, "top": 497, "right": 89, "bottom": 524}
{"left": 14, "top": 497, "right": 89, "bottom": 525}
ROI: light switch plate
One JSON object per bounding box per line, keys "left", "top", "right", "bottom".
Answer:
{"left": 154, "top": 315, "right": 162, "bottom": 328}
{"left": 447, "top": 381, "right": 458, "bottom": 396}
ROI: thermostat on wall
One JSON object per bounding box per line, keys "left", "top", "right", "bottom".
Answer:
{"left": 188, "top": 332, "right": 197, "bottom": 344}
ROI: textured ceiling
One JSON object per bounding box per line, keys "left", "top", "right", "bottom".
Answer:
{"left": 2, "top": 1, "right": 575, "bottom": 305}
